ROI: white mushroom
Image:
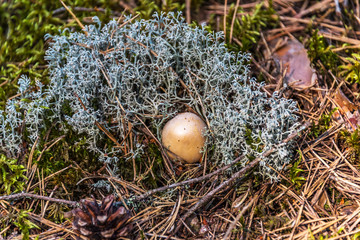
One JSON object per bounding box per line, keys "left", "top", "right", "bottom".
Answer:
{"left": 161, "top": 112, "right": 207, "bottom": 163}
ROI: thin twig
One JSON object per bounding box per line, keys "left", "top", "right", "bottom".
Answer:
{"left": 223, "top": 0, "right": 228, "bottom": 41}
{"left": 229, "top": 0, "right": 240, "bottom": 43}
{"left": 0, "top": 193, "right": 78, "bottom": 206}
{"left": 186, "top": 0, "right": 191, "bottom": 24}
{"left": 0, "top": 80, "right": 8, "bottom": 88}
{"left": 53, "top": 6, "right": 107, "bottom": 15}
{"left": 58, "top": 0, "right": 88, "bottom": 36}
{"left": 135, "top": 154, "right": 245, "bottom": 201}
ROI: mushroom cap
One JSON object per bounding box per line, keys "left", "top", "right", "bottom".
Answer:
{"left": 161, "top": 112, "right": 207, "bottom": 163}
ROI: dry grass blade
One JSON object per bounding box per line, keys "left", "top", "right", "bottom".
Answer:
{"left": 229, "top": 0, "right": 240, "bottom": 43}
{"left": 59, "top": 0, "right": 88, "bottom": 36}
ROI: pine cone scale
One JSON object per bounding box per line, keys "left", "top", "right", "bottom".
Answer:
{"left": 106, "top": 206, "right": 126, "bottom": 223}
{"left": 72, "top": 195, "right": 133, "bottom": 239}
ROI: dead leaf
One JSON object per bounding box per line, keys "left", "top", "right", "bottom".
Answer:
{"left": 333, "top": 88, "right": 357, "bottom": 112}
{"left": 332, "top": 88, "right": 360, "bottom": 131}
{"left": 273, "top": 40, "right": 317, "bottom": 91}
{"left": 339, "top": 205, "right": 359, "bottom": 216}
{"left": 311, "top": 188, "right": 328, "bottom": 213}
{"left": 318, "top": 190, "right": 327, "bottom": 208}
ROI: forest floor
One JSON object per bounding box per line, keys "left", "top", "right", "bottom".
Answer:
{"left": 1, "top": 0, "right": 360, "bottom": 239}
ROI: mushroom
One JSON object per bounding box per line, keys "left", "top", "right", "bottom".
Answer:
{"left": 161, "top": 112, "right": 207, "bottom": 163}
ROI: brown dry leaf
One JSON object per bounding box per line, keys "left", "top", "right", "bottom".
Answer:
{"left": 332, "top": 88, "right": 360, "bottom": 131}
{"left": 273, "top": 40, "right": 317, "bottom": 91}
{"left": 339, "top": 205, "right": 359, "bottom": 216}
{"left": 318, "top": 190, "right": 327, "bottom": 209}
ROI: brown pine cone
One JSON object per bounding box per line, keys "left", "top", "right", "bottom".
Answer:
{"left": 72, "top": 195, "right": 133, "bottom": 239}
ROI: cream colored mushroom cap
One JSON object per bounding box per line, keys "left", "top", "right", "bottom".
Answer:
{"left": 161, "top": 112, "right": 207, "bottom": 163}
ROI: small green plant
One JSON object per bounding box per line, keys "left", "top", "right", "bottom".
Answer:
{"left": 306, "top": 30, "right": 340, "bottom": 74}
{"left": 0, "top": 154, "right": 27, "bottom": 194}
{"left": 340, "top": 53, "right": 360, "bottom": 83}
{"left": 310, "top": 108, "right": 338, "bottom": 138}
{"left": 289, "top": 152, "right": 306, "bottom": 188}
{"left": 13, "top": 210, "right": 39, "bottom": 240}
{"left": 0, "top": 0, "right": 62, "bottom": 105}
{"left": 353, "top": 232, "right": 360, "bottom": 240}
{"left": 340, "top": 128, "right": 360, "bottom": 157}
{"left": 345, "top": 128, "right": 360, "bottom": 152}
{"left": 223, "top": 1, "right": 278, "bottom": 52}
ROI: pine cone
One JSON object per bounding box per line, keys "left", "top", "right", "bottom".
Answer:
{"left": 72, "top": 195, "right": 133, "bottom": 239}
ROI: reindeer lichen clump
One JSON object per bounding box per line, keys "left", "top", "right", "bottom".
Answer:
{"left": 1, "top": 13, "right": 299, "bottom": 180}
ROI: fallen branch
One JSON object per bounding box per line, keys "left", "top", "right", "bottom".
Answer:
{"left": 135, "top": 154, "right": 245, "bottom": 201}
{"left": 0, "top": 192, "right": 78, "bottom": 207}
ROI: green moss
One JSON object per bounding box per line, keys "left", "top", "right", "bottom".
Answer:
{"left": 340, "top": 53, "right": 360, "bottom": 83}
{"left": 0, "top": 0, "right": 120, "bottom": 109}
{"left": 13, "top": 210, "right": 39, "bottom": 240}
{"left": 340, "top": 129, "right": 360, "bottom": 158}
{"left": 289, "top": 152, "right": 306, "bottom": 189}
{"left": 0, "top": 1, "right": 62, "bottom": 98}
{"left": 221, "top": 1, "right": 278, "bottom": 52}
{"left": 0, "top": 154, "right": 27, "bottom": 195}
{"left": 263, "top": 215, "right": 287, "bottom": 230}
{"left": 306, "top": 29, "right": 340, "bottom": 75}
